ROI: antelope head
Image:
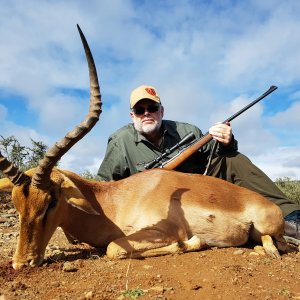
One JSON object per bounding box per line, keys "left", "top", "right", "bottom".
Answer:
{"left": 0, "top": 25, "right": 102, "bottom": 269}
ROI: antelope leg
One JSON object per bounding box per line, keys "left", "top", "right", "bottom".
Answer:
{"left": 107, "top": 230, "right": 206, "bottom": 259}
{"left": 261, "top": 235, "right": 280, "bottom": 258}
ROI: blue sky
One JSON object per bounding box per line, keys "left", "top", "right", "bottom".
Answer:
{"left": 0, "top": 0, "right": 300, "bottom": 180}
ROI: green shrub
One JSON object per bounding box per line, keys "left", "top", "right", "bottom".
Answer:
{"left": 0, "top": 135, "right": 48, "bottom": 178}
{"left": 275, "top": 177, "right": 300, "bottom": 205}
{"left": 80, "top": 170, "right": 101, "bottom": 181}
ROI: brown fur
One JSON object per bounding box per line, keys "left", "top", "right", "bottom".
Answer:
{"left": 0, "top": 167, "right": 288, "bottom": 269}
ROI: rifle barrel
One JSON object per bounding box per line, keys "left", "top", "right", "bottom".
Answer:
{"left": 162, "top": 85, "right": 278, "bottom": 170}
{"left": 224, "top": 85, "right": 277, "bottom": 123}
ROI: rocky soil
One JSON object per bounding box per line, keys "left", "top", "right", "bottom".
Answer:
{"left": 1, "top": 191, "right": 300, "bottom": 300}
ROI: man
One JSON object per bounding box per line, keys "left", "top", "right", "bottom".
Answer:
{"left": 98, "top": 84, "right": 300, "bottom": 240}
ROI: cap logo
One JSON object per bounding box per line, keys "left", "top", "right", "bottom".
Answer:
{"left": 145, "top": 87, "right": 156, "bottom": 96}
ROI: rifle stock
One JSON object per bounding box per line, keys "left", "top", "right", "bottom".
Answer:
{"left": 162, "top": 133, "right": 213, "bottom": 170}
{"left": 161, "top": 85, "right": 278, "bottom": 171}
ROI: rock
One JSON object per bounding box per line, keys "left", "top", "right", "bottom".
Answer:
{"left": 0, "top": 217, "right": 10, "bottom": 223}
{"left": 1, "top": 213, "right": 15, "bottom": 218}
{"left": 233, "top": 249, "right": 244, "bottom": 255}
{"left": 190, "top": 284, "right": 202, "bottom": 290}
{"left": 84, "top": 291, "right": 93, "bottom": 299}
{"left": 62, "top": 262, "right": 78, "bottom": 272}
{"left": 249, "top": 252, "right": 260, "bottom": 256}
{"left": 143, "top": 264, "right": 153, "bottom": 270}
{"left": 150, "top": 286, "right": 164, "bottom": 292}
{"left": 1, "top": 222, "right": 13, "bottom": 228}
{"left": 47, "top": 244, "right": 60, "bottom": 250}
{"left": 51, "top": 249, "right": 66, "bottom": 259}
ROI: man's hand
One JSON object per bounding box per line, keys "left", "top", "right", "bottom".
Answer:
{"left": 209, "top": 122, "right": 232, "bottom": 146}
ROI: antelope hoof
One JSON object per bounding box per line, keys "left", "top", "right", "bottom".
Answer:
{"left": 284, "top": 235, "right": 300, "bottom": 247}
{"left": 12, "top": 256, "right": 44, "bottom": 269}
{"left": 261, "top": 235, "right": 281, "bottom": 259}
{"left": 106, "top": 242, "right": 128, "bottom": 259}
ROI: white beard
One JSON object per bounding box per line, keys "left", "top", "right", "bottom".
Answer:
{"left": 133, "top": 119, "right": 162, "bottom": 136}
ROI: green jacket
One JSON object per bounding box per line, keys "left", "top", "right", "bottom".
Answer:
{"left": 97, "top": 120, "right": 238, "bottom": 181}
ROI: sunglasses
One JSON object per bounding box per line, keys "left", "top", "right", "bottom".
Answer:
{"left": 132, "top": 104, "right": 160, "bottom": 115}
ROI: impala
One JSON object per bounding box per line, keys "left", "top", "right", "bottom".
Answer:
{"left": 0, "top": 26, "right": 289, "bottom": 269}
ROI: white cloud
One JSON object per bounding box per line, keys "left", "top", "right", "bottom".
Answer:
{"left": 215, "top": 2, "right": 300, "bottom": 88}
{"left": 253, "top": 147, "right": 300, "bottom": 180}
{"left": 268, "top": 101, "right": 300, "bottom": 128}
{"left": 0, "top": 0, "right": 300, "bottom": 180}
{"left": 0, "top": 104, "right": 7, "bottom": 121}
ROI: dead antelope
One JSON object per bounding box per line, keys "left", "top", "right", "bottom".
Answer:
{"left": 0, "top": 26, "right": 289, "bottom": 270}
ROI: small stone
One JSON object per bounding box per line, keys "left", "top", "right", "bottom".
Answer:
{"left": 150, "top": 286, "right": 164, "bottom": 292}
{"left": 48, "top": 244, "right": 60, "bottom": 250}
{"left": 52, "top": 282, "right": 60, "bottom": 288}
{"left": 62, "top": 262, "right": 77, "bottom": 272}
{"left": 84, "top": 291, "right": 93, "bottom": 299}
{"left": 233, "top": 249, "right": 244, "bottom": 255}
{"left": 0, "top": 217, "right": 9, "bottom": 223}
{"left": 51, "top": 250, "right": 66, "bottom": 261}
{"left": 143, "top": 264, "right": 153, "bottom": 270}
{"left": 106, "top": 261, "right": 116, "bottom": 267}
{"left": 190, "top": 284, "right": 202, "bottom": 290}
{"left": 232, "top": 277, "right": 238, "bottom": 284}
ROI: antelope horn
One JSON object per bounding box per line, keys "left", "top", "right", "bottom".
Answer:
{"left": 0, "top": 151, "right": 30, "bottom": 185}
{"left": 31, "top": 25, "right": 102, "bottom": 189}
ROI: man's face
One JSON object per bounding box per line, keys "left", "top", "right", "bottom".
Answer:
{"left": 130, "top": 99, "right": 164, "bottom": 136}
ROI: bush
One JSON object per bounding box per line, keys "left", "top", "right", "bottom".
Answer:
{"left": 275, "top": 177, "right": 300, "bottom": 204}
{"left": 80, "top": 170, "right": 101, "bottom": 181}
{"left": 0, "top": 135, "right": 48, "bottom": 178}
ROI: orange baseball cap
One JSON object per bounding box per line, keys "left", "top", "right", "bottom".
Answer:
{"left": 130, "top": 85, "right": 161, "bottom": 108}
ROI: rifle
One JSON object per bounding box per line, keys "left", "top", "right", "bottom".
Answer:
{"left": 144, "top": 132, "right": 196, "bottom": 169}
{"left": 144, "top": 85, "right": 278, "bottom": 170}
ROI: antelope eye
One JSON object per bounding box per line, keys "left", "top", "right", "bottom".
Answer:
{"left": 43, "top": 196, "right": 58, "bottom": 225}
{"left": 48, "top": 197, "right": 58, "bottom": 210}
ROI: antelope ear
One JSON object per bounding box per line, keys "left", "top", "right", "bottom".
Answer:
{"left": 0, "top": 178, "right": 14, "bottom": 192}
{"left": 61, "top": 177, "right": 99, "bottom": 215}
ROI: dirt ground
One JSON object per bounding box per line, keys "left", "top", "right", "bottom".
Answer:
{"left": 1, "top": 192, "right": 300, "bottom": 300}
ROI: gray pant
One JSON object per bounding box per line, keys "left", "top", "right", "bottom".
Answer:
{"left": 206, "top": 152, "right": 300, "bottom": 217}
